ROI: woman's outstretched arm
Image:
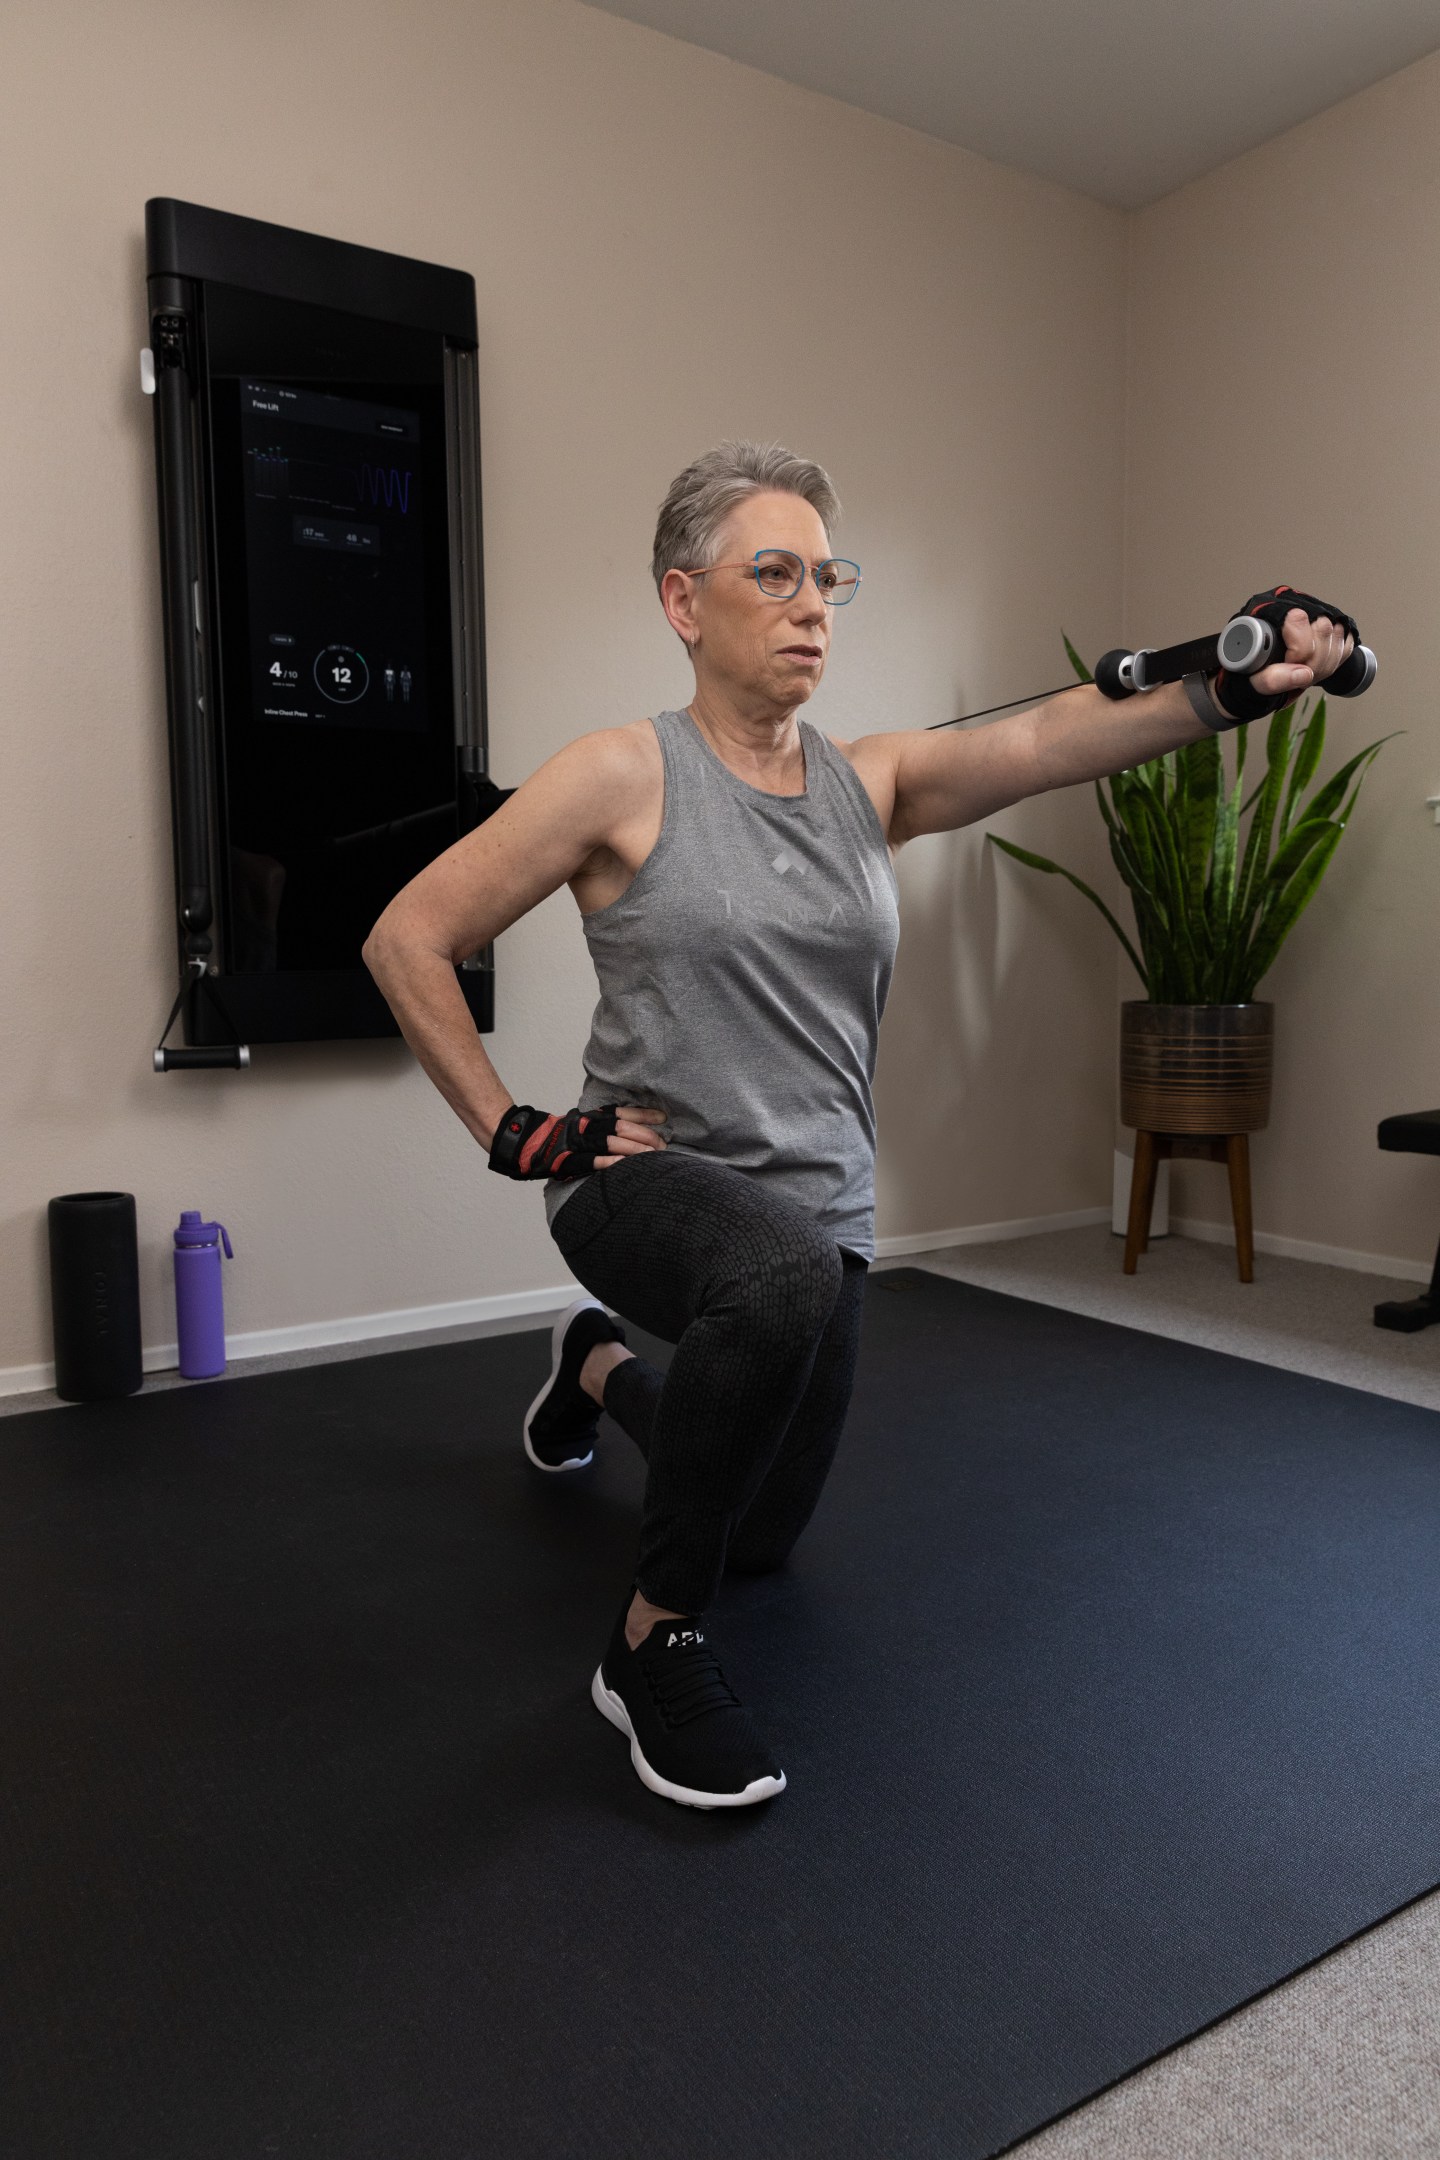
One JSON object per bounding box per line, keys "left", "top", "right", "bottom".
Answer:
{"left": 865, "top": 607, "right": 1351, "bottom": 844}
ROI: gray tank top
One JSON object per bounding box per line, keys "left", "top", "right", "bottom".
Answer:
{"left": 545, "top": 709, "right": 900, "bottom": 1258}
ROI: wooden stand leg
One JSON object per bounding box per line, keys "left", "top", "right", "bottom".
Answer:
{"left": 1123, "top": 1132, "right": 1158, "bottom": 1275}
{"left": 1226, "top": 1134, "right": 1254, "bottom": 1283}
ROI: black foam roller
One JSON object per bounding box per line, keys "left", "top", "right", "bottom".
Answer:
{"left": 47, "top": 1192, "right": 143, "bottom": 1401}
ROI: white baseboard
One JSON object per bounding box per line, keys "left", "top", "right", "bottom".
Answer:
{"left": 1171, "top": 1214, "right": 1430, "bottom": 1284}
{"left": 876, "top": 1204, "right": 1432, "bottom": 1285}
{"left": 0, "top": 1212, "right": 1111, "bottom": 1400}
{"left": 0, "top": 1281, "right": 580, "bottom": 1402}
{"left": 9, "top": 1204, "right": 1422, "bottom": 1403}
{"left": 225, "top": 1282, "right": 577, "bottom": 1361}
{"left": 874, "top": 1205, "right": 1110, "bottom": 1259}
{"left": 0, "top": 1359, "right": 63, "bottom": 1400}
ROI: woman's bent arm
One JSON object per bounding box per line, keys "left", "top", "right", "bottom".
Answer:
{"left": 362, "top": 728, "right": 659, "bottom": 1154}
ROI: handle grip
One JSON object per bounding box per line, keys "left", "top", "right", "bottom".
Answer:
{"left": 1215, "top": 613, "right": 1375, "bottom": 697}
{"left": 154, "top": 1045, "right": 251, "bottom": 1072}
{"left": 1096, "top": 611, "right": 1376, "bottom": 706}
{"left": 1325, "top": 642, "right": 1377, "bottom": 697}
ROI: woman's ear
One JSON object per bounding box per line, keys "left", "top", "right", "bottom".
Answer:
{"left": 660, "top": 567, "right": 700, "bottom": 650}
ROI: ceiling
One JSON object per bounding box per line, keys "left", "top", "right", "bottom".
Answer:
{"left": 581, "top": 0, "right": 1440, "bottom": 208}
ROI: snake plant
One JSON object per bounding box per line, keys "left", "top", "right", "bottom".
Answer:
{"left": 987, "top": 636, "right": 1394, "bottom": 1003}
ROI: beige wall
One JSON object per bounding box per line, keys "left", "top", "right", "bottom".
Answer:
{"left": 1125, "top": 50, "right": 1440, "bottom": 1267}
{"left": 0, "top": 0, "right": 1128, "bottom": 1383}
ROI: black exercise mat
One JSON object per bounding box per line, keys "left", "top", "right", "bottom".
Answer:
{"left": 4, "top": 1266, "right": 1440, "bottom": 2160}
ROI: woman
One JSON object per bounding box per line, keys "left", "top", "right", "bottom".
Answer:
{"left": 364, "top": 440, "right": 1352, "bottom": 1811}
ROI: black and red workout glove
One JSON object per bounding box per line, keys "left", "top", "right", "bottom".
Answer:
{"left": 1210, "top": 586, "right": 1359, "bottom": 725}
{"left": 487, "top": 1102, "right": 622, "bottom": 1181}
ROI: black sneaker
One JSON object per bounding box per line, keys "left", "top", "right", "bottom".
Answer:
{"left": 523, "top": 1296, "right": 626, "bottom": 1472}
{"left": 591, "top": 1603, "right": 786, "bottom": 1809}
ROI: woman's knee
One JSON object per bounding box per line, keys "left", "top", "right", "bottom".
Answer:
{"left": 724, "top": 1220, "right": 843, "bottom": 1355}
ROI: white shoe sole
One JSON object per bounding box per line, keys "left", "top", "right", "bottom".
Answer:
{"left": 591, "top": 1665, "right": 787, "bottom": 1810}
{"left": 522, "top": 1296, "right": 605, "bottom": 1472}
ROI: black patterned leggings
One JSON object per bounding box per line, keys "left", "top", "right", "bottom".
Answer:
{"left": 548, "top": 1150, "right": 867, "bottom": 1614}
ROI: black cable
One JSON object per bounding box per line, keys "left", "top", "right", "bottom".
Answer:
{"left": 925, "top": 682, "right": 1082, "bottom": 732}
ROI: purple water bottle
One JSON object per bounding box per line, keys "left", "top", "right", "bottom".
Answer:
{"left": 173, "top": 1211, "right": 234, "bottom": 1379}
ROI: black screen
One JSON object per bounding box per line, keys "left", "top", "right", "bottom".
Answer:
{"left": 203, "top": 285, "right": 459, "bottom": 975}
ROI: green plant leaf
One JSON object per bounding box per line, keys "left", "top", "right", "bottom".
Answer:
{"left": 1324, "top": 742, "right": 1391, "bottom": 838}
{"left": 1260, "top": 814, "right": 1339, "bottom": 891}
{"left": 1018, "top": 631, "right": 1391, "bottom": 1008}
{"left": 1109, "top": 768, "right": 1158, "bottom": 893}
{"left": 1280, "top": 697, "right": 1325, "bottom": 839}
{"left": 1210, "top": 755, "right": 1241, "bottom": 935}
{"left": 987, "top": 833, "right": 1149, "bottom": 989}
{"left": 1121, "top": 756, "right": 1210, "bottom": 994}
{"left": 1130, "top": 779, "right": 1197, "bottom": 962}
{"left": 1265, "top": 701, "right": 1294, "bottom": 768}
{"left": 1233, "top": 702, "right": 1296, "bottom": 927}
{"left": 1103, "top": 814, "right": 1148, "bottom": 898}
{"left": 1297, "top": 734, "right": 1400, "bottom": 825}
{"left": 1236, "top": 824, "right": 1344, "bottom": 994}
{"left": 1178, "top": 733, "right": 1221, "bottom": 904}
{"left": 1109, "top": 829, "right": 1174, "bottom": 990}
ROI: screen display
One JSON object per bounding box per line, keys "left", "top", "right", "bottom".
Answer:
{"left": 203, "top": 286, "right": 460, "bottom": 975}
{"left": 240, "top": 379, "right": 428, "bottom": 735}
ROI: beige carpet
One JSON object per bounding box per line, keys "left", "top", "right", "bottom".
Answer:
{"left": 889, "top": 1221, "right": 1440, "bottom": 1413}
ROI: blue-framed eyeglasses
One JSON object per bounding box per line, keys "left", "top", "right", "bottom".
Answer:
{"left": 681, "top": 548, "right": 862, "bottom": 605}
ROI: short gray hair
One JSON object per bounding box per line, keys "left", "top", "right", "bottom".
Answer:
{"left": 651, "top": 440, "right": 840, "bottom": 592}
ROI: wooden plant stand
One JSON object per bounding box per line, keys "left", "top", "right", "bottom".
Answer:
{"left": 1124, "top": 1131, "right": 1255, "bottom": 1283}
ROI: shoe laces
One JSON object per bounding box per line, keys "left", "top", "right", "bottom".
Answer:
{"left": 643, "top": 1638, "right": 742, "bottom": 1730}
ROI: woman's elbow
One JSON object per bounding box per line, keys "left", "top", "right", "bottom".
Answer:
{"left": 363, "top": 906, "right": 462, "bottom": 982}
{"left": 362, "top": 910, "right": 402, "bottom": 980}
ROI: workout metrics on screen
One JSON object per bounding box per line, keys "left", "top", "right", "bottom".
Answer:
{"left": 238, "top": 380, "right": 428, "bottom": 734}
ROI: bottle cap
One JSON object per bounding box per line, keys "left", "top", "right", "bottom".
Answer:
{"left": 174, "top": 1211, "right": 234, "bottom": 1258}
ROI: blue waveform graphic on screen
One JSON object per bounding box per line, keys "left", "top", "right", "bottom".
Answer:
{"left": 249, "top": 450, "right": 414, "bottom": 516}
{"left": 358, "top": 464, "right": 413, "bottom": 513}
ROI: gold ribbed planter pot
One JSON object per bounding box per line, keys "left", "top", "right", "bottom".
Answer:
{"left": 1120, "top": 1002, "right": 1274, "bottom": 1135}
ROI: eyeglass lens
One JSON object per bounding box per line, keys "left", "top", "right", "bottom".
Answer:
{"left": 754, "top": 550, "right": 860, "bottom": 604}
